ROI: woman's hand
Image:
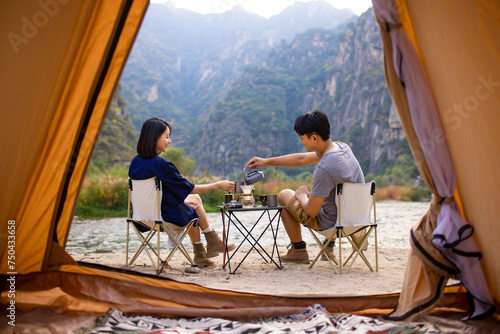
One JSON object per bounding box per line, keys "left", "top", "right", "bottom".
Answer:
{"left": 185, "top": 201, "right": 200, "bottom": 210}
{"left": 217, "top": 180, "right": 235, "bottom": 193}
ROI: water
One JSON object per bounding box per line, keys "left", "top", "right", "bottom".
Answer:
{"left": 66, "top": 201, "right": 430, "bottom": 254}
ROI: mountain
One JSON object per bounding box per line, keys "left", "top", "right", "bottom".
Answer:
{"left": 113, "top": 2, "right": 409, "bottom": 178}
{"left": 267, "top": 1, "right": 356, "bottom": 40}
{"left": 193, "top": 9, "right": 407, "bottom": 176}
{"left": 119, "top": 2, "right": 356, "bottom": 147}
{"left": 89, "top": 85, "right": 137, "bottom": 172}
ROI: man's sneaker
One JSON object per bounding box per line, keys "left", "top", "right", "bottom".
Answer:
{"left": 320, "top": 246, "right": 336, "bottom": 262}
{"left": 281, "top": 244, "right": 310, "bottom": 264}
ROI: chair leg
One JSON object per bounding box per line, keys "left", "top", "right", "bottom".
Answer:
{"left": 134, "top": 233, "right": 157, "bottom": 267}
{"left": 306, "top": 230, "right": 336, "bottom": 273}
{"left": 307, "top": 228, "right": 324, "bottom": 268}
{"left": 157, "top": 225, "right": 161, "bottom": 269}
{"left": 158, "top": 221, "right": 201, "bottom": 275}
{"left": 130, "top": 226, "right": 161, "bottom": 269}
{"left": 375, "top": 226, "right": 378, "bottom": 272}
{"left": 339, "top": 233, "right": 343, "bottom": 274}
{"left": 357, "top": 229, "right": 375, "bottom": 271}
{"left": 176, "top": 222, "right": 196, "bottom": 265}
{"left": 126, "top": 221, "right": 130, "bottom": 265}
{"left": 305, "top": 226, "right": 339, "bottom": 272}
{"left": 158, "top": 221, "right": 197, "bottom": 275}
{"left": 344, "top": 227, "right": 375, "bottom": 274}
{"left": 129, "top": 228, "right": 151, "bottom": 264}
{"left": 320, "top": 243, "right": 339, "bottom": 273}
{"left": 319, "top": 240, "right": 339, "bottom": 273}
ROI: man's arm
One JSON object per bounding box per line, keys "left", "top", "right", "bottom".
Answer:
{"left": 295, "top": 185, "right": 325, "bottom": 217}
{"left": 245, "top": 152, "right": 319, "bottom": 169}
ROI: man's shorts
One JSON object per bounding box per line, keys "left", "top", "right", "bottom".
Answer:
{"left": 286, "top": 195, "right": 322, "bottom": 231}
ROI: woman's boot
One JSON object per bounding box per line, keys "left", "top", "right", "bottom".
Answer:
{"left": 192, "top": 243, "right": 216, "bottom": 267}
{"left": 204, "top": 230, "right": 235, "bottom": 257}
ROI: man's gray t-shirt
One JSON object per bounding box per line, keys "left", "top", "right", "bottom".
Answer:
{"left": 310, "top": 141, "right": 364, "bottom": 230}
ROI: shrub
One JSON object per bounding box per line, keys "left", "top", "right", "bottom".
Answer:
{"left": 374, "top": 185, "right": 430, "bottom": 202}
{"left": 75, "top": 166, "right": 431, "bottom": 218}
{"left": 75, "top": 174, "right": 128, "bottom": 218}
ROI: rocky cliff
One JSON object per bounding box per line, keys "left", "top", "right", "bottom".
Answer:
{"left": 116, "top": 3, "right": 408, "bottom": 177}
{"left": 194, "top": 9, "right": 406, "bottom": 176}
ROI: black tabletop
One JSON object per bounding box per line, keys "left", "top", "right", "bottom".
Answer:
{"left": 217, "top": 205, "right": 285, "bottom": 212}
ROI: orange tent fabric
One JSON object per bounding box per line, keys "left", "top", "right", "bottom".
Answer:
{"left": 403, "top": 1, "right": 500, "bottom": 300}
{"left": 1, "top": 0, "right": 499, "bottom": 329}
{"left": 373, "top": 0, "right": 500, "bottom": 319}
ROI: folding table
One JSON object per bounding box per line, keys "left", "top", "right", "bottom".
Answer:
{"left": 218, "top": 206, "right": 284, "bottom": 274}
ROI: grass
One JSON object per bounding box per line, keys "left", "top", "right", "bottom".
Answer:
{"left": 375, "top": 185, "right": 431, "bottom": 202}
{"left": 75, "top": 171, "right": 430, "bottom": 219}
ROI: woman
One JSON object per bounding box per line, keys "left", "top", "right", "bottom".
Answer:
{"left": 129, "top": 117, "right": 235, "bottom": 267}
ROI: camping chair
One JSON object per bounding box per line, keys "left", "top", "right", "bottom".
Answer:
{"left": 306, "top": 181, "right": 377, "bottom": 274}
{"left": 126, "top": 177, "right": 198, "bottom": 273}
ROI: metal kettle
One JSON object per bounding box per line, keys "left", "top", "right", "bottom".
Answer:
{"left": 243, "top": 167, "right": 264, "bottom": 185}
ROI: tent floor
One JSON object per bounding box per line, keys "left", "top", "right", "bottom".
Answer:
{"left": 2, "top": 305, "right": 500, "bottom": 334}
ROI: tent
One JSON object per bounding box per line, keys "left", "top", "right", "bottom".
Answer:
{"left": 371, "top": 0, "right": 500, "bottom": 321}
{"left": 1, "top": 0, "right": 499, "bottom": 332}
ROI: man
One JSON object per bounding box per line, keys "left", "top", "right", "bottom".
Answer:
{"left": 245, "top": 110, "right": 364, "bottom": 263}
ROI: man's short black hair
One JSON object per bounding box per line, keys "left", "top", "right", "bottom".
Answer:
{"left": 294, "top": 110, "right": 330, "bottom": 141}
{"left": 137, "top": 117, "right": 171, "bottom": 158}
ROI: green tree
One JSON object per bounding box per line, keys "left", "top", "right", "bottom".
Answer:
{"left": 160, "top": 147, "right": 196, "bottom": 176}
{"left": 88, "top": 85, "right": 137, "bottom": 174}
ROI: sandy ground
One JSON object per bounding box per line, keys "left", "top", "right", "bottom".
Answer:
{"left": 70, "top": 244, "right": 415, "bottom": 296}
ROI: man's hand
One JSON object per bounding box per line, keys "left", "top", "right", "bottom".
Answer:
{"left": 245, "top": 156, "right": 267, "bottom": 169}
{"left": 295, "top": 185, "right": 310, "bottom": 200}
{"left": 295, "top": 185, "right": 324, "bottom": 217}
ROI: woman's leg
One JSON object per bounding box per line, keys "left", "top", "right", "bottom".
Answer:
{"left": 185, "top": 194, "right": 215, "bottom": 266}
{"left": 186, "top": 194, "right": 210, "bottom": 230}
{"left": 186, "top": 194, "right": 235, "bottom": 257}
{"left": 188, "top": 225, "right": 201, "bottom": 243}
{"left": 186, "top": 194, "right": 208, "bottom": 243}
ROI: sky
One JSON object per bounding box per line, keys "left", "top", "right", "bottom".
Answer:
{"left": 151, "top": 0, "right": 373, "bottom": 18}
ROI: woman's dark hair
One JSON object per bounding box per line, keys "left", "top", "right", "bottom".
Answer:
{"left": 294, "top": 110, "right": 330, "bottom": 141}
{"left": 137, "top": 117, "right": 171, "bottom": 158}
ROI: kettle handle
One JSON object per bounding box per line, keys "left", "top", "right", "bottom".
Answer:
{"left": 243, "top": 167, "right": 260, "bottom": 176}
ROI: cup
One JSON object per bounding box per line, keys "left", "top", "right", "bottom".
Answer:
{"left": 234, "top": 181, "right": 244, "bottom": 194}
{"left": 224, "top": 193, "right": 234, "bottom": 203}
{"left": 267, "top": 194, "right": 278, "bottom": 207}
{"left": 258, "top": 195, "right": 268, "bottom": 206}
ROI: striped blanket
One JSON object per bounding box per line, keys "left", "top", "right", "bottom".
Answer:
{"left": 84, "top": 304, "right": 442, "bottom": 334}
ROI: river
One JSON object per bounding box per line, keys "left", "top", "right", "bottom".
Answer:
{"left": 66, "top": 201, "right": 429, "bottom": 254}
